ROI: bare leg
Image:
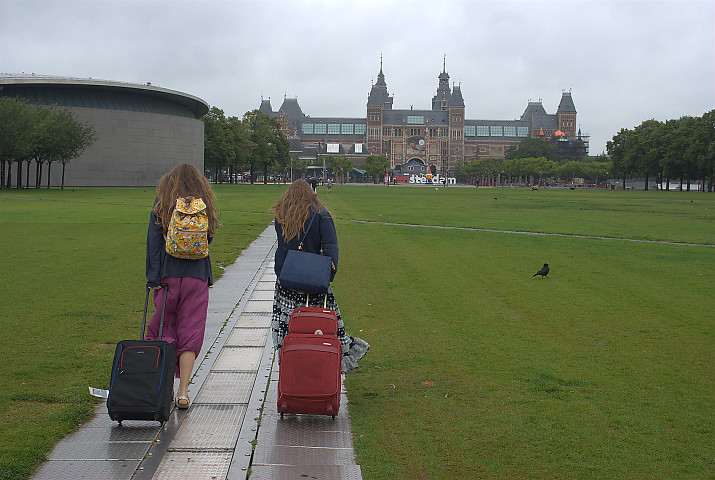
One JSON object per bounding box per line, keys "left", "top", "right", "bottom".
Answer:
{"left": 176, "top": 350, "right": 196, "bottom": 407}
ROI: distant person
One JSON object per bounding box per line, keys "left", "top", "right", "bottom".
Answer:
{"left": 145, "top": 163, "right": 220, "bottom": 409}
{"left": 327, "top": 178, "right": 333, "bottom": 193}
{"left": 309, "top": 176, "right": 318, "bottom": 192}
{"left": 271, "top": 179, "right": 369, "bottom": 372}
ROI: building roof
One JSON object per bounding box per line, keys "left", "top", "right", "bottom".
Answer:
{"left": 451, "top": 85, "right": 465, "bottom": 108}
{"left": 367, "top": 65, "right": 393, "bottom": 108}
{"left": 520, "top": 101, "right": 547, "bottom": 121}
{"left": 0, "top": 74, "right": 209, "bottom": 118}
{"left": 520, "top": 101, "right": 558, "bottom": 130}
{"left": 557, "top": 91, "right": 577, "bottom": 114}
{"left": 346, "top": 143, "right": 368, "bottom": 155}
{"left": 288, "top": 137, "right": 304, "bottom": 153}
{"left": 279, "top": 97, "right": 304, "bottom": 120}
{"left": 432, "top": 67, "right": 452, "bottom": 111}
{"left": 259, "top": 98, "right": 275, "bottom": 116}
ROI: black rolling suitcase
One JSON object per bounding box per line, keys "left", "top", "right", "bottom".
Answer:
{"left": 107, "top": 285, "right": 176, "bottom": 424}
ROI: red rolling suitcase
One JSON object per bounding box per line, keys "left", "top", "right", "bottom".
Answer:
{"left": 278, "top": 296, "right": 342, "bottom": 418}
{"left": 288, "top": 306, "right": 339, "bottom": 335}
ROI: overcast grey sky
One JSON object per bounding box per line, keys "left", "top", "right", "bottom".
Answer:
{"left": 1, "top": 0, "right": 713, "bottom": 155}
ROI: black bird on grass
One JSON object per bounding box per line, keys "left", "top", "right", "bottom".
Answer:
{"left": 533, "top": 263, "right": 549, "bottom": 278}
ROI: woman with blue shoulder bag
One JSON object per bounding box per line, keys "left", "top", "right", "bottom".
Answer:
{"left": 271, "top": 179, "right": 369, "bottom": 373}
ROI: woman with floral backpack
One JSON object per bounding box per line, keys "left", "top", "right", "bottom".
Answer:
{"left": 145, "top": 163, "right": 220, "bottom": 409}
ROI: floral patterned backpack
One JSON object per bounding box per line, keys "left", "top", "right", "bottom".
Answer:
{"left": 165, "top": 197, "right": 209, "bottom": 260}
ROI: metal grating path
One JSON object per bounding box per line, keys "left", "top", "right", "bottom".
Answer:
{"left": 194, "top": 372, "right": 255, "bottom": 404}
{"left": 145, "top": 233, "right": 276, "bottom": 479}
{"left": 152, "top": 451, "right": 233, "bottom": 480}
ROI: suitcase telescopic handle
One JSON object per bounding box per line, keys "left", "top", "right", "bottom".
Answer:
{"left": 305, "top": 293, "right": 328, "bottom": 308}
{"left": 142, "top": 284, "right": 169, "bottom": 341}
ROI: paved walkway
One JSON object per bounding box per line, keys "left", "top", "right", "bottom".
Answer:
{"left": 32, "top": 224, "right": 362, "bottom": 480}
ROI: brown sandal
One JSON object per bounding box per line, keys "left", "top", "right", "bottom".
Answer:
{"left": 176, "top": 395, "right": 190, "bottom": 409}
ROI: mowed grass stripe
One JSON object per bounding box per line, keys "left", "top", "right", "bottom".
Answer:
{"left": 348, "top": 218, "right": 715, "bottom": 247}
{"left": 321, "top": 186, "right": 715, "bottom": 245}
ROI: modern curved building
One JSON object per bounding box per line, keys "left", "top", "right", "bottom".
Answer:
{"left": 0, "top": 74, "right": 208, "bottom": 187}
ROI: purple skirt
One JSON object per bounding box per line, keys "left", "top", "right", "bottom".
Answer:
{"left": 146, "top": 277, "right": 209, "bottom": 378}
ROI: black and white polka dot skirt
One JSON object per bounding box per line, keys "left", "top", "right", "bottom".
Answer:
{"left": 271, "top": 281, "right": 369, "bottom": 373}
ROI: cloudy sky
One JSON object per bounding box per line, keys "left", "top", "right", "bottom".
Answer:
{"left": 1, "top": 0, "right": 713, "bottom": 155}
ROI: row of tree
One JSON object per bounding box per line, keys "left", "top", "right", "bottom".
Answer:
{"left": 607, "top": 110, "right": 714, "bottom": 191}
{"left": 0, "top": 96, "right": 95, "bottom": 189}
{"left": 322, "top": 155, "right": 354, "bottom": 184}
{"left": 202, "top": 107, "right": 290, "bottom": 183}
{"left": 283, "top": 154, "right": 389, "bottom": 184}
{"left": 460, "top": 155, "right": 611, "bottom": 187}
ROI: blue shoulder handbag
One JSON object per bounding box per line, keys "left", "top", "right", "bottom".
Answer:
{"left": 278, "top": 213, "right": 332, "bottom": 293}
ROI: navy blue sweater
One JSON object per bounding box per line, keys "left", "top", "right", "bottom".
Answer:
{"left": 274, "top": 208, "right": 339, "bottom": 282}
{"left": 146, "top": 199, "right": 213, "bottom": 288}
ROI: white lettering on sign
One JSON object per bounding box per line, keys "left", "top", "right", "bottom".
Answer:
{"left": 408, "top": 174, "right": 456, "bottom": 185}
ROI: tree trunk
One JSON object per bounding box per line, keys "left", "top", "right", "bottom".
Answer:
{"left": 263, "top": 164, "right": 268, "bottom": 184}
{"left": 47, "top": 162, "right": 52, "bottom": 189}
{"left": 644, "top": 175, "right": 649, "bottom": 191}
{"left": 16, "top": 160, "right": 22, "bottom": 189}
{"left": 6, "top": 161, "right": 12, "bottom": 189}
{"left": 61, "top": 163, "right": 66, "bottom": 190}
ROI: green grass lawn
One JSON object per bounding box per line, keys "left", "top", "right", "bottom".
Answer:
{"left": 324, "top": 186, "right": 714, "bottom": 479}
{"left": 0, "top": 185, "right": 713, "bottom": 479}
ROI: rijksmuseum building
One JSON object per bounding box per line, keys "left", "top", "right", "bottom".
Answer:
{"left": 259, "top": 61, "right": 589, "bottom": 179}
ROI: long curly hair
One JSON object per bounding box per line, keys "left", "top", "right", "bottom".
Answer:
{"left": 272, "top": 179, "right": 324, "bottom": 242}
{"left": 154, "top": 163, "right": 220, "bottom": 236}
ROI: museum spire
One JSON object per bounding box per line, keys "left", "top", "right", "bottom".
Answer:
{"left": 432, "top": 57, "right": 452, "bottom": 111}
{"left": 367, "top": 56, "right": 393, "bottom": 108}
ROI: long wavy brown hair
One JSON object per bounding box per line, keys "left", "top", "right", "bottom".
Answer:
{"left": 272, "top": 179, "right": 324, "bottom": 242}
{"left": 154, "top": 163, "right": 220, "bottom": 236}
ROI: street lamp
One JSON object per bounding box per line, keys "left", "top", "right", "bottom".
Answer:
{"left": 316, "top": 141, "right": 321, "bottom": 184}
